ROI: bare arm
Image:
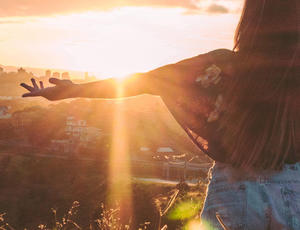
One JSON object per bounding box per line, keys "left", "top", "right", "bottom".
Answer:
{"left": 20, "top": 75, "right": 150, "bottom": 101}
{"left": 20, "top": 65, "right": 195, "bottom": 101}
{"left": 74, "top": 74, "right": 152, "bottom": 98}
{"left": 20, "top": 50, "right": 230, "bottom": 101}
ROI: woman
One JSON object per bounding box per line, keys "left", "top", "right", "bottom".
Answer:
{"left": 21, "top": 0, "right": 300, "bottom": 229}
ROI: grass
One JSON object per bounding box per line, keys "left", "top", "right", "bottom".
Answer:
{"left": 0, "top": 182, "right": 208, "bottom": 230}
{"left": 0, "top": 155, "right": 209, "bottom": 230}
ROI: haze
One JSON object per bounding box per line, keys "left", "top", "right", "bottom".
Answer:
{"left": 0, "top": 0, "right": 242, "bottom": 78}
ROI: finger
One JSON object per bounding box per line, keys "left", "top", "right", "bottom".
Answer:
{"left": 49, "top": 78, "right": 61, "bottom": 85}
{"left": 40, "top": 81, "right": 44, "bottom": 89}
{"left": 22, "top": 92, "right": 40, "bottom": 97}
{"left": 31, "top": 78, "right": 39, "bottom": 89}
{"left": 20, "top": 83, "right": 34, "bottom": 92}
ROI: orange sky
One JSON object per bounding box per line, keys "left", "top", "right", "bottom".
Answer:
{"left": 0, "top": 0, "right": 242, "bottom": 78}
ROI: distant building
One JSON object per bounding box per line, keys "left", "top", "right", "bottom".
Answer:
{"left": 140, "top": 147, "right": 150, "bottom": 152}
{"left": 157, "top": 147, "right": 174, "bottom": 155}
{"left": 11, "top": 110, "right": 32, "bottom": 138}
{"left": 85, "top": 72, "right": 89, "bottom": 80}
{"left": 18, "top": 67, "right": 26, "bottom": 74}
{"left": 48, "top": 116, "right": 104, "bottom": 155}
{"left": 65, "top": 116, "right": 102, "bottom": 141}
{"left": 65, "top": 116, "right": 87, "bottom": 137}
{"left": 80, "top": 127, "right": 102, "bottom": 147}
{"left": 64, "top": 116, "right": 103, "bottom": 150}
{"left": 50, "top": 140, "right": 70, "bottom": 153}
{"left": 62, "top": 72, "right": 70, "bottom": 80}
{"left": 52, "top": 72, "right": 60, "bottom": 79}
{"left": 0, "top": 106, "right": 12, "bottom": 119}
{"left": 49, "top": 116, "right": 86, "bottom": 154}
{"left": 84, "top": 72, "right": 97, "bottom": 82}
{"left": 45, "top": 70, "right": 51, "bottom": 78}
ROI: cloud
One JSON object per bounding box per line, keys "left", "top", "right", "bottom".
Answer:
{"left": 0, "top": 0, "right": 238, "bottom": 18}
{"left": 0, "top": 20, "right": 26, "bottom": 24}
{"left": 0, "top": 0, "right": 201, "bottom": 17}
{"left": 206, "top": 3, "right": 229, "bottom": 14}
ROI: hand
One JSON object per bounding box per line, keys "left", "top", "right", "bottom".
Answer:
{"left": 20, "top": 78, "right": 76, "bottom": 101}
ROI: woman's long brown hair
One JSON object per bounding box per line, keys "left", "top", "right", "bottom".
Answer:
{"left": 221, "top": 0, "right": 300, "bottom": 169}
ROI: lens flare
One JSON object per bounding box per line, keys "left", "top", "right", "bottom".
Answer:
{"left": 184, "top": 220, "right": 214, "bottom": 230}
{"left": 107, "top": 80, "right": 133, "bottom": 222}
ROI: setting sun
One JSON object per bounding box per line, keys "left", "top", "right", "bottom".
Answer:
{"left": 0, "top": 6, "right": 240, "bottom": 79}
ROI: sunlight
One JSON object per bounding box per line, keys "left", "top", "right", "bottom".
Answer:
{"left": 184, "top": 220, "right": 214, "bottom": 230}
{"left": 185, "top": 220, "right": 202, "bottom": 230}
{"left": 0, "top": 7, "right": 239, "bottom": 79}
{"left": 168, "top": 200, "right": 202, "bottom": 220}
{"left": 107, "top": 80, "right": 133, "bottom": 220}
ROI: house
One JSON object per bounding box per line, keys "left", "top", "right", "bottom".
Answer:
{"left": 0, "top": 106, "right": 12, "bottom": 119}
{"left": 52, "top": 116, "right": 104, "bottom": 153}
{"left": 65, "top": 116, "right": 87, "bottom": 137}
{"left": 45, "top": 70, "right": 51, "bottom": 78}
{"left": 11, "top": 110, "right": 32, "bottom": 132}
{"left": 62, "top": 72, "right": 70, "bottom": 80}
{"left": 50, "top": 139, "right": 70, "bottom": 153}
{"left": 156, "top": 147, "right": 174, "bottom": 155}
{"left": 52, "top": 72, "right": 60, "bottom": 79}
{"left": 84, "top": 72, "right": 97, "bottom": 82}
{"left": 80, "top": 126, "right": 103, "bottom": 147}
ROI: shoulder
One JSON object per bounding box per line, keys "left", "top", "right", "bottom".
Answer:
{"left": 207, "top": 49, "right": 235, "bottom": 63}
{"left": 174, "top": 49, "right": 235, "bottom": 67}
{"left": 183, "top": 48, "right": 235, "bottom": 65}
{"left": 207, "top": 48, "right": 235, "bottom": 57}
{"left": 206, "top": 49, "right": 236, "bottom": 76}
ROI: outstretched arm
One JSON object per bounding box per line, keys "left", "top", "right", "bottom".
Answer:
{"left": 21, "top": 50, "right": 234, "bottom": 100}
{"left": 20, "top": 52, "right": 213, "bottom": 101}
{"left": 20, "top": 75, "right": 149, "bottom": 101}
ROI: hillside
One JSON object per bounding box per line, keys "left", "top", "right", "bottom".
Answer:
{"left": 11, "top": 95, "right": 209, "bottom": 160}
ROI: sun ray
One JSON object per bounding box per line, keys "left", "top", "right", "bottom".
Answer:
{"left": 107, "top": 80, "right": 133, "bottom": 223}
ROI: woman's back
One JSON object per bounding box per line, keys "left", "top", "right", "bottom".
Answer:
{"left": 157, "top": 48, "right": 300, "bottom": 170}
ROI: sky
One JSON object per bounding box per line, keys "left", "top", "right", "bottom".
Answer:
{"left": 0, "top": 0, "right": 243, "bottom": 78}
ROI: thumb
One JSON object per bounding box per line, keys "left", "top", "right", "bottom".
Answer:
{"left": 49, "top": 78, "right": 62, "bottom": 85}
